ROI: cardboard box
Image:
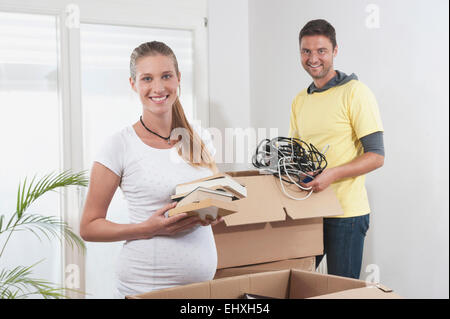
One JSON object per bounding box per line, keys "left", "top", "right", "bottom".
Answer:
{"left": 127, "top": 269, "right": 401, "bottom": 299}
{"left": 212, "top": 170, "right": 342, "bottom": 269}
{"left": 214, "top": 256, "right": 315, "bottom": 279}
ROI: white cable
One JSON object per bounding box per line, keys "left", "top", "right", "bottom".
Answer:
{"left": 321, "top": 144, "right": 330, "bottom": 155}
{"left": 254, "top": 138, "right": 326, "bottom": 201}
{"left": 277, "top": 157, "right": 313, "bottom": 201}
{"left": 282, "top": 157, "right": 312, "bottom": 191}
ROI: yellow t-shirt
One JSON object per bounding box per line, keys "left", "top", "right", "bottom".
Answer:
{"left": 289, "top": 80, "right": 383, "bottom": 218}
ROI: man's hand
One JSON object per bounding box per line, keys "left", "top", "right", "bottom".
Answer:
{"left": 301, "top": 152, "right": 384, "bottom": 193}
{"left": 302, "top": 168, "right": 337, "bottom": 192}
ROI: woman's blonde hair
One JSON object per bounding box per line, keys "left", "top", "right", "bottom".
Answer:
{"left": 130, "top": 41, "right": 217, "bottom": 172}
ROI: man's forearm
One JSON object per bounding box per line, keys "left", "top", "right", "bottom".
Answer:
{"left": 331, "top": 152, "right": 384, "bottom": 181}
{"left": 303, "top": 152, "right": 384, "bottom": 192}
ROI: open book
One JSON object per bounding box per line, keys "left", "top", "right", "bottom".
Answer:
{"left": 174, "top": 173, "right": 247, "bottom": 199}
{"left": 171, "top": 186, "right": 236, "bottom": 203}
{"left": 168, "top": 186, "right": 238, "bottom": 221}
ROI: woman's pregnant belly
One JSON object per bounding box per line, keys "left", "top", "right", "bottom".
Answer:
{"left": 115, "top": 225, "right": 217, "bottom": 297}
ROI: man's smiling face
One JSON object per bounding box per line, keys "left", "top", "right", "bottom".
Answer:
{"left": 300, "top": 35, "right": 337, "bottom": 81}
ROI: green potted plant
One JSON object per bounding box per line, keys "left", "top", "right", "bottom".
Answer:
{"left": 0, "top": 171, "right": 88, "bottom": 298}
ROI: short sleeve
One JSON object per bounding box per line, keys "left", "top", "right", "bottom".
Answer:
{"left": 348, "top": 82, "right": 384, "bottom": 139}
{"left": 94, "top": 132, "right": 125, "bottom": 177}
{"left": 288, "top": 96, "right": 301, "bottom": 139}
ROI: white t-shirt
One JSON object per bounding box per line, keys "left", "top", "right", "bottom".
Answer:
{"left": 94, "top": 125, "right": 217, "bottom": 298}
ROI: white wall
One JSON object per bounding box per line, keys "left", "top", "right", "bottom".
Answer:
{"left": 208, "top": 0, "right": 449, "bottom": 298}
{"left": 208, "top": 0, "right": 254, "bottom": 172}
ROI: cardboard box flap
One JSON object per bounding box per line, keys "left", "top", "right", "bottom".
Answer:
{"left": 374, "top": 283, "right": 394, "bottom": 293}
{"left": 290, "top": 269, "right": 402, "bottom": 299}
{"left": 248, "top": 270, "right": 291, "bottom": 299}
{"left": 210, "top": 275, "right": 250, "bottom": 299}
{"left": 210, "top": 270, "right": 291, "bottom": 299}
{"left": 128, "top": 281, "right": 211, "bottom": 299}
{"left": 226, "top": 170, "right": 261, "bottom": 178}
{"left": 222, "top": 175, "right": 286, "bottom": 226}
{"left": 213, "top": 257, "right": 315, "bottom": 279}
{"left": 127, "top": 269, "right": 402, "bottom": 299}
{"left": 289, "top": 269, "right": 366, "bottom": 298}
{"left": 274, "top": 180, "right": 343, "bottom": 219}
{"left": 226, "top": 170, "right": 342, "bottom": 222}
{"left": 309, "top": 287, "right": 402, "bottom": 299}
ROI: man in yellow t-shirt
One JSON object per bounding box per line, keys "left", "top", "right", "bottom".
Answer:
{"left": 289, "top": 19, "right": 385, "bottom": 279}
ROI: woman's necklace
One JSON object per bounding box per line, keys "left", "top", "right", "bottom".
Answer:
{"left": 139, "top": 116, "right": 171, "bottom": 145}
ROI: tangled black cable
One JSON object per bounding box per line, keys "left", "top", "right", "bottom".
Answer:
{"left": 252, "top": 137, "right": 328, "bottom": 186}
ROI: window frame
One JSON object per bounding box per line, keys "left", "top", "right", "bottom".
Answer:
{"left": 0, "top": 0, "right": 209, "bottom": 298}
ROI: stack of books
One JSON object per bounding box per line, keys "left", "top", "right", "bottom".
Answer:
{"left": 168, "top": 173, "right": 247, "bottom": 221}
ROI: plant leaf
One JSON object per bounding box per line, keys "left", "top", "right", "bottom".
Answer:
{"left": 3, "top": 213, "right": 86, "bottom": 253}
{"left": 0, "top": 261, "right": 84, "bottom": 299}
{"left": 1, "top": 170, "right": 89, "bottom": 298}
{"left": 15, "top": 170, "right": 88, "bottom": 219}
{"left": 1, "top": 170, "right": 88, "bottom": 258}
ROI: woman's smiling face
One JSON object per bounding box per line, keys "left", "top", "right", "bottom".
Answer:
{"left": 130, "top": 54, "right": 181, "bottom": 116}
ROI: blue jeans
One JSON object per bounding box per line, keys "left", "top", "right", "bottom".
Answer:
{"left": 315, "top": 214, "right": 370, "bottom": 279}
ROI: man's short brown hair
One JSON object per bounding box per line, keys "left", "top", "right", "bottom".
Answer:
{"left": 299, "top": 19, "right": 337, "bottom": 49}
